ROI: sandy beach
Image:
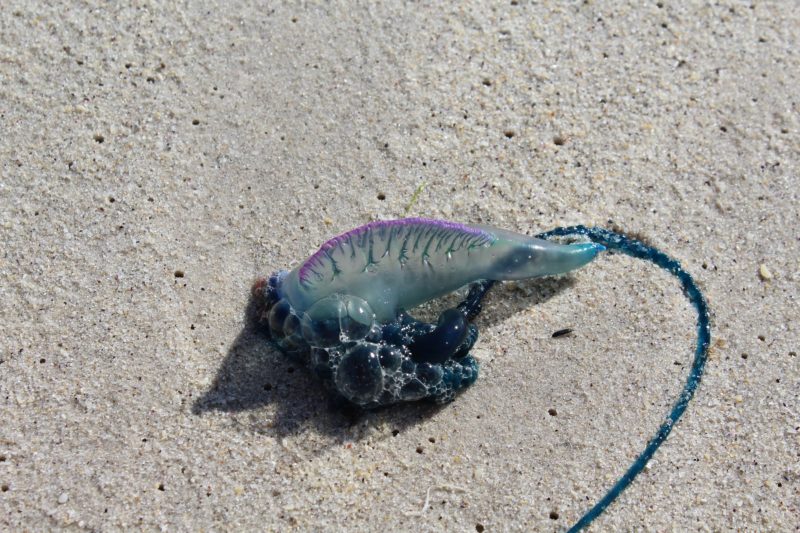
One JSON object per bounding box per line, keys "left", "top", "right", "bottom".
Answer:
{"left": 1, "top": 1, "right": 797, "bottom": 530}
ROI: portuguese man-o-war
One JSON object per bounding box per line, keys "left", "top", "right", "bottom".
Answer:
{"left": 252, "top": 217, "right": 710, "bottom": 531}
{"left": 253, "top": 218, "right": 605, "bottom": 407}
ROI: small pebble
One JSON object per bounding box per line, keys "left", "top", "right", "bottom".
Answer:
{"left": 758, "top": 264, "right": 773, "bottom": 281}
{"left": 58, "top": 493, "right": 69, "bottom": 504}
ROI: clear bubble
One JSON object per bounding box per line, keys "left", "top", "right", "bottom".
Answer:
{"left": 340, "top": 295, "right": 375, "bottom": 340}
{"left": 268, "top": 299, "right": 291, "bottom": 336}
{"left": 311, "top": 348, "right": 330, "bottom": 366}
{"left": 305, "top": 296, "right": 346, "bottom": 321}
{"left": 282, "top": 313, "right": 305, "bottom": 347}
{"left": 365, "top": 323, "right": 383, "bottom": 342}
{"left": 301, "top": 295, "right": 375, "bottom": 347}
{"left": 416, "top": 362, "right": 443, "bottom": 386}
{"left": 401, "top": 358, "right": 416, "bottom": 374}
{"left": 335, "top": 342, "right": 384, "bottom": 404}
{"left": 301, "top": 297, "right": 345, "bottom": 347}
{"left": 378, "top": 345, "right": 402, "bottom": 371}
{"left": 400, "top": 379, "right": 427, "bottom": 401}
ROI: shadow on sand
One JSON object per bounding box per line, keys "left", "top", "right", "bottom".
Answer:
{"left": 192, "top": 275, "right": 574, "bottom": 440}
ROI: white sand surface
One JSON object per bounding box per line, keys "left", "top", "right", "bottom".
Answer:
{"left": 1, "top": 2, "right": 797, "bottom": 530}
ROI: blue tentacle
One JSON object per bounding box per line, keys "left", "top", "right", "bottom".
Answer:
{"left": 536, "top": 226, "right": 711, "bottom": 532}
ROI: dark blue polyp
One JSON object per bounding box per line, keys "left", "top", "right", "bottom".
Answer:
{"left": 409, "top": 308, "right": 469, "bottom": 364}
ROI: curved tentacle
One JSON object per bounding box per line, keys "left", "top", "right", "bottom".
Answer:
{"left": 535, "top": 226, "right": 711, "bottom": 533}
{"left": 456, "top": 279, "right": 497, "bottom": 320}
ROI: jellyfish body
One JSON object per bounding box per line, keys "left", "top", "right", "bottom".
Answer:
{"left": 255, "top": 218, "right": 604, "bottom": 407}
{"left": 279, "top": 218, "right": 604, "bottom": 321}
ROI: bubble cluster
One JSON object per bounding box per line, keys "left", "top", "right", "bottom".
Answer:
{"left": 256, "top": 272, "right": 480, "bottom": 407}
